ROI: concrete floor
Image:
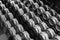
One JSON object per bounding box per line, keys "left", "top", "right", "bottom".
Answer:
{"left": 0, "top": 34, "right": 8, "bottom": 40}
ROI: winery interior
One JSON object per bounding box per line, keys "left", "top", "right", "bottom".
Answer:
{"left": 0, "top": 0, "right": 60, "bottom": 40}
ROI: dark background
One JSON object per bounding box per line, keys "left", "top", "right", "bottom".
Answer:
{"left": 41, "top": 0, "right": 60, "bottom": 14}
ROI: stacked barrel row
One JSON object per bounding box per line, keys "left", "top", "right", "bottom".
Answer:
{"left": 0, "top": 1, "right": 34, "bottom": 40}
{"left": 0, "top": 0, "right": 60, "bottom": 40}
